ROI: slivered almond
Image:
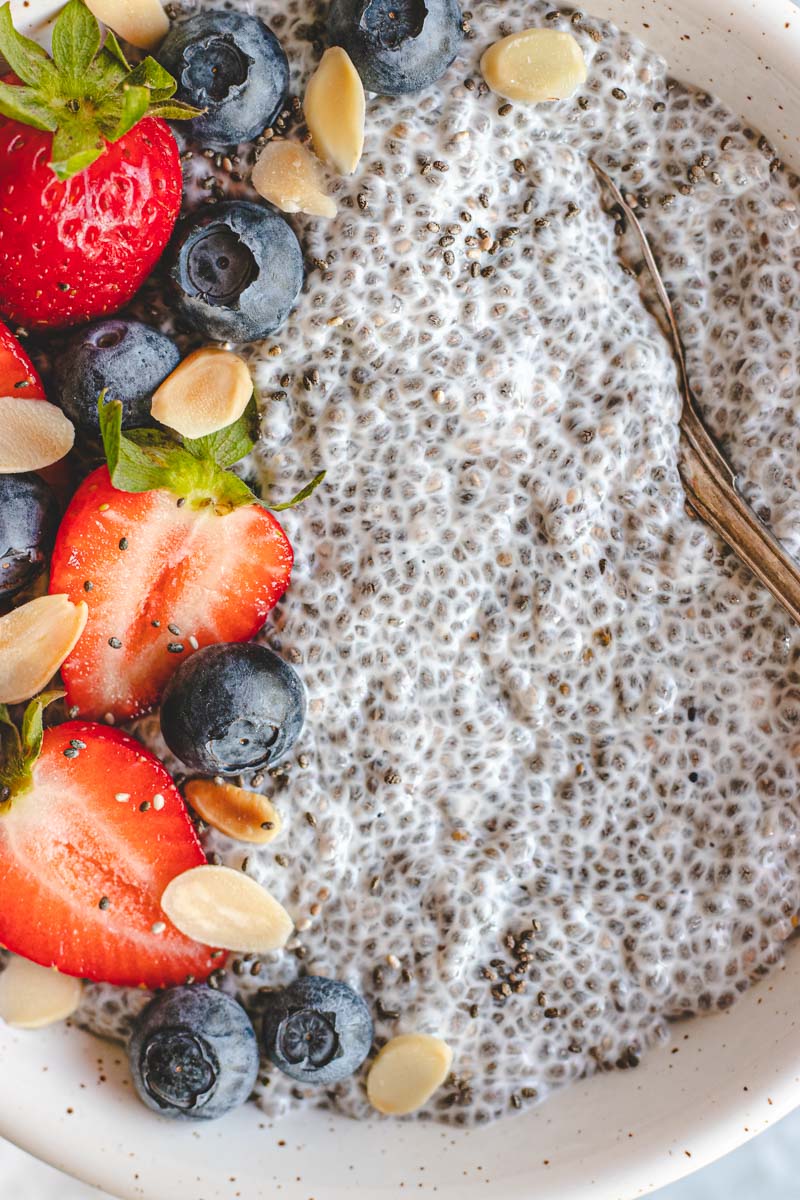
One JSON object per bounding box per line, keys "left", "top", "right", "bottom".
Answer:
{"left": 0, "top": 397, "right": 74, "bottom": 472}
{"left": 151, "top": 348, "right": 253, "bottom": 439}
{"left": 185, "top": 779, "right": 282, "bottom": 844}
{"left": 252, "top": 141, "right": 338, "bottom": 219}
{"left": 367, "top": 1033, "right": 453, "bottom": 1115}
{"left": 84, "top": 0, "right": 169, "bottom": 50}
{"left": 161, "top": 865, "right": 293, "bottom": 952}
{"left": 304, "top": 47, "right": 365, "bottom": 176}
{"left": 0, "top": 956, "right": 82, "bottom": 1029}
{"left": 0, "top": 595, "right": 88, "bottom": 704}
{"left": 480, "top": 29, "right": 587, "bottom": 103}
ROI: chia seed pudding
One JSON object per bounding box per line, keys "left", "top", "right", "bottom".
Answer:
{"left": 73, "top": 0, "right": 800, "bottom": 1125}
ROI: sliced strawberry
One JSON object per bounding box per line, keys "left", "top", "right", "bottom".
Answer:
{"left": 0, "top": 711, "right": 219, "bottom": 987}
{"left": 0, "top": 320, "right": 45, "bottom": 398}
{"left": 50, "top": 466, "right": 293, "bottom": 722}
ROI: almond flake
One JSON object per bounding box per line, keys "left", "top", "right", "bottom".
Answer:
{"left": 85, "top": 0, "right": 169, "bottom": 50}
{"left": 480, "top": 29, "right": 587, "bottom": 104}
{"left": 185, "top": 779, "right": 283, "bottom": 845}
{"left": 161, "top": 864, "right": 293, "bottom": 953}
{"left": 0, "top": 956, "right": 82, "bottom": 1029}
{"left": 0, "top": 397, "right": 75, "bottom": 472}
{"left": 367, "top": 1033, "right": 453, "bottom": 1115}
{"left": 252, "top": 141, "right": 338, "bottom": 219}
{"left": 304, "top": 47, "right": 365, "bottom": 176}
{"left": 151, "top": 348, "right": 253, "bottom": 439}
{"left": 0, "top": 595, "right": 88, "bottom": 705}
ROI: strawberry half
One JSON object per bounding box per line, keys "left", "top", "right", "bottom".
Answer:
{"left": 0, "top": 693, "right": 219, "bottom": 987}
{"left": 0, "top": 320, "right": 45, "bottom": 398}
{"left": 0, "top": 1, "right": 201, "bottom": 328}
{"left": 49, "top": 396, "right": 322, "bottom": 722}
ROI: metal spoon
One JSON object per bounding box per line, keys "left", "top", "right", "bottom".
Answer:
{"left": 589, "top": 158, "right": 800, "bottom": 626}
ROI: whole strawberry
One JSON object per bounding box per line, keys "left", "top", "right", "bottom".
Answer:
{"left": 0, "top": 0, "right": 200, "bottom": 328}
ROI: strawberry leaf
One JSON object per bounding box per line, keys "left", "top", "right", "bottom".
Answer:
{"left": 0, "top": 2, "right": 57, "bottom": 89}
{"left": 149, "top": 98, "right": 208, "bottom": 120}
{"left": 266, "top": 470, "right": 327, "bottom": 512}
{"left": 51, "top": 0, "right": 101, "bottom": 81}
{"left": 20, "top": 690, "right": 64, "bottom": 765}
{"left": 102, "top": 28, "right": 129, "bottom": 71}
{"left": 0, "top": 80, "right": 57, "bottom": 131}
{"left": 183, "top": 394, "right": 259, "bottom": 469}
{"left": 108, "top": 83, "right": 150, "bottom": 142}
{"left": 127, "top": 56, "right": 177, "bottom": 102}
{"left": 50, "top": 119, "right": 105, "bottom": 181}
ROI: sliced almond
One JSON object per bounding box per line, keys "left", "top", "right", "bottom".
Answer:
{"left": 0, "top": 956, "right": 82, "bottom": 1029}
{"left": 480, "top": 29, "right": 587, "bottom": 103}
{"left": 367, "top": 1033, "right": 453, "bottom": 1116}
{"left": 85, "top": 0, "right": 169, "bottom": 50}
{"left": 252, "top": 141, "right": 338, "bottom": 220}
{"left": 161, "top": 864, "right": 293, "bottom": 953}
{"left": 0, "top": 595, "right": 88, "bottom": 704}
{"left": 151, "top": 348, "right": 253, "bottom": 439}
{"left": 0, "top": 397, "right": 75, "bottom": 472}
{"left": 304, "top": 47, "right": 365, "bottom": 176}
{"left": 185, "top": 779, "right": 282, "bottom": 845}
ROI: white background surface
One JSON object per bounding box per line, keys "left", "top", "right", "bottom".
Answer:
{"left": 4, "top": 1106, "right": 800, "bottom": 1200}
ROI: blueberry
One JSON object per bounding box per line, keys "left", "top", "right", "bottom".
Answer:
{"left": 166, "top": 202, "right": 304, "bottom": 343}
{"left": 160, "top": 642, "right": 306, "bottom": 775}
{"left": 262, "top": 976, "right": 373, "bottom": 1085}
{"left": 128, "top": 986, "right": 259, "bottom": 1121}
{"left": 328, "top": 0, "right": 463, "bottom": 95}
{"left": 56, "top": 319, "right": 180, "bottom": 436}
{"left": 158, "top": 10, "right": 289, "bottom": 148}
{"left": 0, "top": 473, "right": 59, "bottom": 598}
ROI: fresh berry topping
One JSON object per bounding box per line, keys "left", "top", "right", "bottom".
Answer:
{"left": 160, "top": 643, "right": 306, "bottom": 775}
{"left": 261, "top": 976, "right": 373, "bottom": 1085}
{"left": 129, "top": 986, "right": 259, "bottom": 1120}
{"left": 0, "top": 320, "right": 45, "bottom": 398}
{"left": 327, "top": 0, "right": 463, "bottom": 95}
{"left": 57, "top": 319, "right": 180, "bottom": 436}
{"left": 157, "top": 9, "right": 289, "bottom": 149}
{"left": 166, "top": 201, "right": 304, "bottom": 343}
{"left": 0, "top": 695, "right": 219, "bottom": 987}
{"left": 0, "top": 0, "right": 200, "bottom": 327}
{"left": 0, "top": 473, "right": 59, "bottom": 598}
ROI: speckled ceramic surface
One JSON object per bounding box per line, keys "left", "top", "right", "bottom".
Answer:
{"left": 1, "top": 0, "right": 799, "bottom": 1197}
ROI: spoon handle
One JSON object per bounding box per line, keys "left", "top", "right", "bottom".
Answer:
{"left": 589, "top": 157, "right": 800, "bottom": 627}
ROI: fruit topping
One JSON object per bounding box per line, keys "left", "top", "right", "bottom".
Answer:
{"left": 0, "top": 955, "right": 83, "bottom": 1029}
{"left": 252, "top": 140, "right": 338, "bottom": 219}
{"left": 85, "top": 0, "right": 169, "bottom": 51}
{"left": 0, "top": 595, "right": 87, "bottom": 704}
{"left": 151, "top": 348, "right": 253, "bottom": 439}
{"left": 128, "top": 985, "right": 259, "bottom": 1120}
{"left": 166, "top": 200, "right": 304, "bottom": 343}
{"left": 327, "top": 0, "right": 463, "bottom": 96}
{"left": 366, "top": 1033, "right": 453, "bottom": 1114}
{"left": 0, "top": 0, "right": 200, "bottom": 327}
{"left": 261, "top": 976, "right": 373, "bottom": 1085}
{"left": 304, "top": 47, "right": 365, "bottom": 176}
{"left": 0, "top": 693, "right": 219, "bottom": 987}
{"left": 57, "top": 319, "right": 181, "bottom": 436}
{"left": 0, "top": 396, "right": 75, "bottom": 472}
{"left": 0, "top": 320, "right": 45, "bottom": 399}
{"left": 157, "top": 9, "right": 289, "bottom": 149}
{"left": 480, "top": 29, "right": 587, "bottom": 103}
{"left": 160, "top": 643, "right": 306, "bottom": 775}
{"left": 184, "top": 778, "right": 282, "bottom": 845}
{"left": 0, "top": 473, "right": 59, "bottom": 599}
{"left": 160, "top": 864, "right": 293, "bottom": 953}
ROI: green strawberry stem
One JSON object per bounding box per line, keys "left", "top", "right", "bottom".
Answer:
{"left": 0, "top": 0, "right": 202, "bottom": 180}
{"left": 98, "top": 393, "right": 326, "bottom": 514}
{"left": 0, "top": 690, "right": 63, "bottom": 808}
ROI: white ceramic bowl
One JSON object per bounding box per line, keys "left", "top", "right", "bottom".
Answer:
{"left": 2, "top": 2, "right": 800, "bottom": 1197}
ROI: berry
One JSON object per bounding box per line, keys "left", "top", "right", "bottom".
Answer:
{"left": 0, "top": 0, "right": 199, "bottom": 328}
{"left": 0, "top": 320, "right": 45, "bottom": 399}
{"left": 160, "top": 643, "right": 306, "bottom": 775}
{"left": 0, "top": 473, "right": 59, "bottom": 598}
{"left": 56, "top": 319, "right": 181, "bottom": 436}
{"left": 157, "top": 10, "right": 289, "bottom": 148}
{"left": 0, "top": 696, "right": 219, "bottom": 988}
{"left": 129, "top": 986, "right": 259, "bottom": 1120}
{"left": 261, "top": 976, "right": 373, "bottom": 1085}
{"left": 327, "top": 0, "right": 463, "bottom": 95}
{"left": 166, "top": 201, "right": 304, "bottom": 343}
